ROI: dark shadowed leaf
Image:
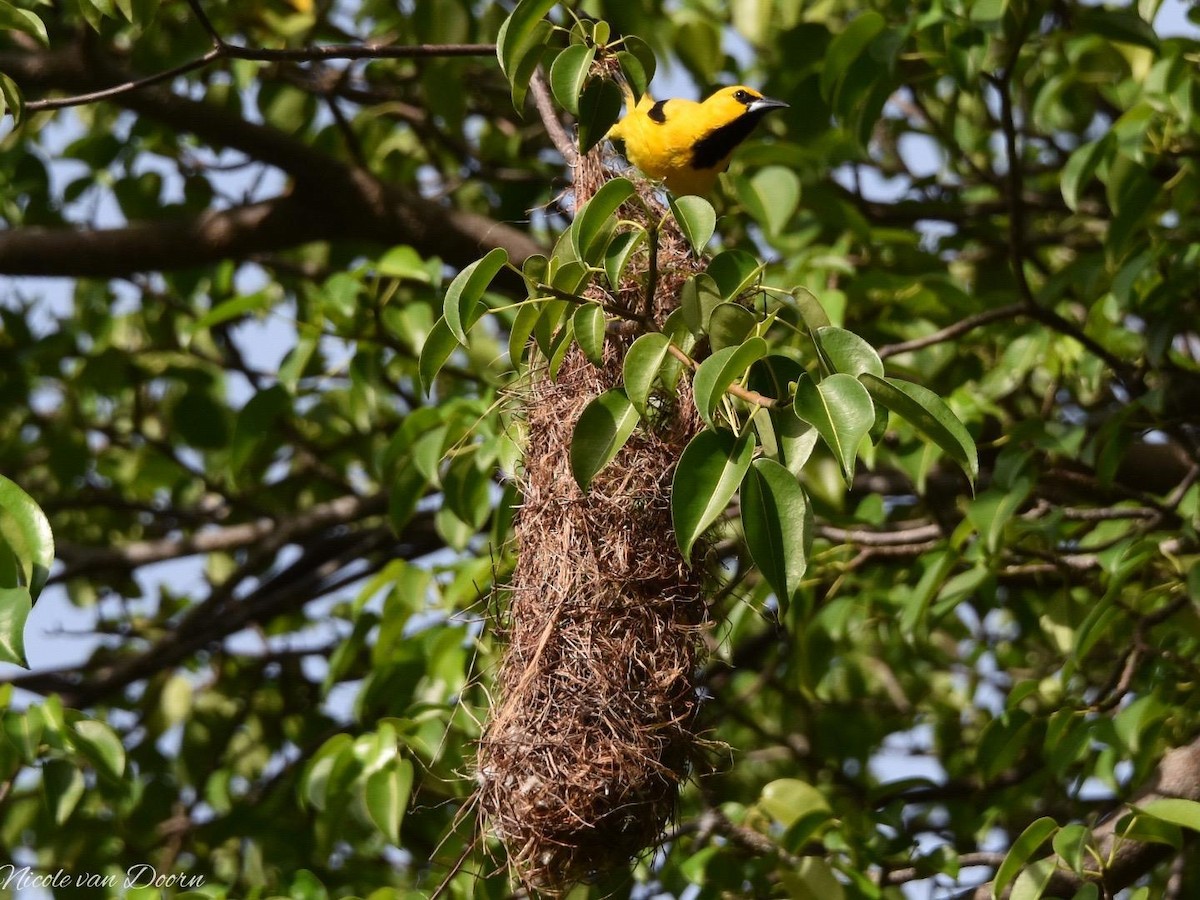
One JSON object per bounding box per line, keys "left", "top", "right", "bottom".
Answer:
{"left": 672, "top": 429, "right": 754, "bottom": 561}
{"left": 570, "top": 389, "right": 640, "bottom": 491}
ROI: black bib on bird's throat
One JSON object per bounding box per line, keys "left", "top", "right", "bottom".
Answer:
{"left": 689, "top": 110, "right": 772, "bottom": 170}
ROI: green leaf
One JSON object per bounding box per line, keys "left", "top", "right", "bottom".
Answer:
{"left": 497, "top": 0, "right": 557, "bottom": 79}
{"left": 577, "top": 76, "right": 624, "bottom": 155}
{"left": 1142, "top": 798, "right": 1200, "bottom": 833}
{"left": 708, "top": 303, "right": 757, "bottom": 352}
{"left": 813, "top": 326, "right": 883, "bottom": 378}
{"left": 189, "top": 291, "right": 275, "bottom": 335}
{"left": 992, "top": 817, "right": 1058, "bottom": 899}
{"left": 573, "top": 303, "right": 606, "bottom": 366}
{"left": 680, "top": 273, "right": 724, "bottom": 335}
{"left": 707, "top": 249, "right": 762, "bottom": 301}
{"left": 1061, "top": 136, "right": 1111, "bottom": 213}
{"left": 619, "top": 35, "right": 657, "bottom": 95}
{"left": 780, "top": 858, "right": 845, "bottom": 900}
{"left": 671, "top": 429, "right": 754, "bottom": 561}
{"left": 820, "top": 11, "right": 886, "bottom": 103}
{"left": 549, "top": 43, "right": 595, "bottom": 116}
{"left": 793, "top": 373, "right": 874, "bottom": 482}
{"left": 377, "top": 246, "right": 432, "bottom": 282}
{"left": 0, "top": 1, "right": 49, "bottom": 46}
{"left": 509, "top": 302, "right": 541, "bottom": 369}
{"left": 791, "top": 287, "right": 832, "bottom": 330}
{"left": 0, "top": 587, "right": 30, "bottom": 667}
{"left": 1010, "top": 856, "right": 1057, "bottom": 900}
{"left": 42, "top": 758, "right": 85, "bottom": 825}
{"left": 670, "top": 195, "right": 717, "bottom": 253}
{"left": 759, "top": 778, "right": 831, "bottom": 829}
{"left": 365, "top": 757, "right": 413, "bottom": 845}
{"left": 0, "top": 475, "right": 55, "bottom": 600}
{"left": 71, "top": 719, "right": 126, "bottom": 782}
{"left": 737, "top": 165, "right": 801, "bottom": 235}
{"left": 0, "top": 72, "right": 24, "bottom": 125}
{"left": 741, "top": 460, "right": 812, "bottom": 613}
{"left": 443, "top": 247, "right": 507, "bottom": 345}
{"left": 418, "top": 317, "right": 460, "bottom": 395}
{"left": 573, "top": 177, "right": 635, "bottom": 262}
{"left": 623, "top": 332, "right": 673, "bottom": 419}
{"left": 1075, "top": 5, "right": 1160, "bottom": 50}
{"left": 860, "top": 375, "right": 978, "bottom": 484}
{"left": 692, "top": 337, "right": 768, "bottom": 425}
{"left": 570, "top": 389, "right": 640, "bottom": 491}
{"left": 604, "top": 228, "right": 645, "bottom": 289}
{"left": 1051, "top": 823, "right": 1090, "bottom": 874}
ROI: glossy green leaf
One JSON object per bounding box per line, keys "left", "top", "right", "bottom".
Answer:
{"left": 509, "top": 302, "right": 541, "bottom": 369}
{"left": 42, "top": 758, "right": 85, "bottom": 825}
{"left": 0, "top": 587, "right": 30, "bottom": 667}
{"left": 670, "top": 195, "right": 717, "bottom": 254}
{"left": 671, "top": 429, "right": 754, "bottom": 561}
{"left": 620, "top": 35, "right": 657, "bottom": 94}
{"left": 549, "top": 43, "right": 595, "bottom": 116}
{"left": 578, "top": 77, "right": 624, "bottom": 155}
{"left": 570, "top": 389, "right": 640, "bottom": 491}
{"left": 574, "top": 177, "right": 636, "bottom": 262}
{"left": 708, "top": 303, "right": 757, "bottom": 352}
{"left": 1051, "top": 823, "right": 1090, "bottom": 874}
{"left": 791, "top": 287, "right": 832, "bottom": 330}
{"left": 604, "top": 228, "right": 645, "bottom": 289}
{"left": 0, "top": 1, "right": 48, "bottom": 45}
{"left": 1075, "top": 5, "right": 1159, "bottom": 50}
{"left": 1142, "top": 798, "right": 1200, "bottom": 833}
{"left": 0, "top": 475, "right": 54, "bottom": 600}
{"left": 365, "top": 757, "right": 413, "bottom": 845}
{"left": 820, "top": 11, "right": 885, "bottom": 103}
{"left": 1061, "top": 136, "right": 1111, "bottom": 213}
{"left": 707, "top": 249, "right": 762, "bottom": 301}
{"left": 377, "top": 245, "right": 432, "bottom": 282}
{"left": 692, "top": 337, "right": 768, "bottom": 425}
{"left": 992, "top": 817, "right": 1058, "bottom": 899}
{"left": 1009, "top": 856, "right": 1057, "bottom": 900}
{"left": 741, "top": 460, "right": 812, "bottom": 613}
{"left": 616, "top": 50, "right": 650, "bottom": 99}
{"left": 573, "top": 303, "right": 607, "bottom": 366}
{"left": 443, "top": 247, "right": 507, "bottom": 345}
{"left": 860, "top": 375, "right": 978, "bottom": 484}
{"left": 737, "top": 165, "right": 801, "bottom": 235}
{"left": 813, "top": 326, "right": 883, "bottom": 378}
{"left": 758, "top": 778, "right": 831, "bottom": 829}
{"left": 793, "top": 373, "right": 874, "bottom": 482}
{"left": 623, "top": 332, "right": 673, "bottom": 418}
{"left": 0, "top": 72, "right": 24, "bottom": 124}
{"left": 418, "top": 317, "right": 460, "bottom": 395}
{"left": 680, "top": 273, "right": 724, "bottom": 335}
{"left": 497, "top": 0, "right": 557, "bottom": 79}
{"left": 71, "top": 719, "right": 126, "bottom": 782}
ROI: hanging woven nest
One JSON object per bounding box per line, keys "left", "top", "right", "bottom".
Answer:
{"left": 476, "top": 148, "right": 713, "bottom": 891}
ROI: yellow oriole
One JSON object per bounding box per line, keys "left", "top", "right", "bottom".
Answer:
{"left": 607, "top": 85, "right": 789, "bottom": 196}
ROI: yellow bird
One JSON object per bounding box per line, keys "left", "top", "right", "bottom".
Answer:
{"left": 607, "top": 85, "right": 789, "bottom": 196}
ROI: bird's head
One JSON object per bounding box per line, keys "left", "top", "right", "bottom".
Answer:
{"left": 704, "top": 86, "right": 790, "bottom": 122}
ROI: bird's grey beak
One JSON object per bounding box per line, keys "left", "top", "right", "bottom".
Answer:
{"left": 748, "top": 96, "right": 789, "bottom": 113}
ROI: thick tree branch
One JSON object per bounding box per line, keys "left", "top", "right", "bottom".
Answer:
{"left": 0, "top": 47, "right": 542, "bottom": 276}
{"left": 0, "top": 196, "right": 325, "bottom": 277}
{"left": 53, "top": 492, "right": 385, "bottom": 582}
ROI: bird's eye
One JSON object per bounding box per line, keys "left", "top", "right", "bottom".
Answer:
{"left": 734, "top": 90, "right": 752, "bottom": 103}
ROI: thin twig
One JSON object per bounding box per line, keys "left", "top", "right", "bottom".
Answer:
{"left": 878, "top": 303, "right": 1025, "bottom": 358}
{"left": 21, "top": 40, "right": 496, "bottom": 115}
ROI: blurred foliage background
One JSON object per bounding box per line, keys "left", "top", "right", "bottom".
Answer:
{"left": 1, "top": 0, "right": 1200, "bottom": 897}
